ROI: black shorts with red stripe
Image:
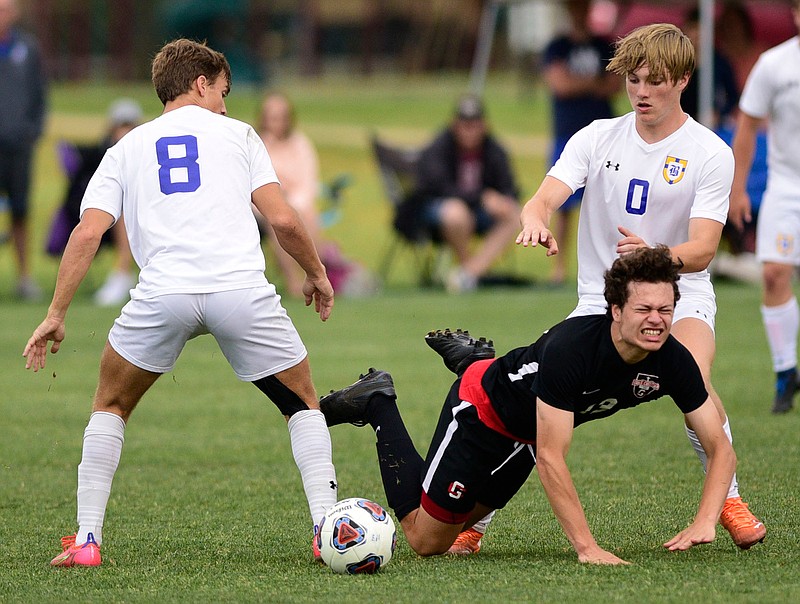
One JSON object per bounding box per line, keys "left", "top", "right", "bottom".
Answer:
{"left": 420, "top": 379, "right": 537, "bottom": 525}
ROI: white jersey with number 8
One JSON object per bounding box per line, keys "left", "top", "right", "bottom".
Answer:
{"left": 80, "top": 105, "right": 279, "bottom": 300}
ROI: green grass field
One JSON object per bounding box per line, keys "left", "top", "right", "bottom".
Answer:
{"left": 1, "top": 77, "right": 799, "bottom": 602}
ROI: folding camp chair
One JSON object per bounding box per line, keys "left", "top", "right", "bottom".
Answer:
{"left": 371, "top": 135, "right": 445, "bottom": 286}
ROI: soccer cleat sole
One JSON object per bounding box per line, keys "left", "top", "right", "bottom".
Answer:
{"left": 425, "top": 328, "right": 495, "bottom": 376}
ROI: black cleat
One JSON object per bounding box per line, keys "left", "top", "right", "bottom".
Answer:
{"left": 772, "top": 369, "right": 798, "bottom": 414}
{"left": 320, "top": 368, "right": 396, "bottom": 427}
{"left": 425, "top": 329, "right": 495, "bottom": 376}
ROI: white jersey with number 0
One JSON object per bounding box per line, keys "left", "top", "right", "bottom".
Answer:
{"left": 548, "top": 112, "right": 732, "bottom": 303}
{"left": 81, "top": 105, "right": 279, "bottom": 300}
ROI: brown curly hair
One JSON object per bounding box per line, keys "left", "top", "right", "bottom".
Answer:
{"left": 604, "top": 246, "right": 682, "bottom": 316}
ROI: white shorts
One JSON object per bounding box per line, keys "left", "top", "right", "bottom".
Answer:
{"left": 108, "top": 285, "right": 306, "bottom": 380}
{"left": 756, "top": 192, "right": 800, "bottom": 265}
{"left": 570, "top": 276, "right": 716, "bottom": 333}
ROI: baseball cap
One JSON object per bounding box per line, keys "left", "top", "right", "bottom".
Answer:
{"left": 455, "top": 94, "right": 484, "bottom": 120}
{"left": 108, "top": 98, "right": 143, "bottom": 127}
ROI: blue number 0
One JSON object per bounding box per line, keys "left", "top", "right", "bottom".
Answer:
{"left": 155, "top": 135, "right": 201, "bottom": 194}
{"left": 625, "top": 178, "right": 649, "bottom": 215}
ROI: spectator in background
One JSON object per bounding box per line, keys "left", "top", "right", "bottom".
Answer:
{"left": 409, "top": 94, "right": 520, "bottom": 294}
{"left": 729, "top": 0, "right": 800, "bottom": 414}
{"left": 47, "top": 99, "right": 143, "bottom": 306}
{"left": 0, "top": 0, "right": 46, "bottom": 301}
{"left": 681, "top": 7, "right": 759, "bottom": 284}
{"left": 257, "top": 92, "right": 375, "bottom": 297}
{"left": 541, "top": 0, "right": 619, "bottom": 285}
{"left": 716, "top": 1, "right": 768, "bottom": 94}
{"left": 681, "top": 7, "right": 739, "bottom": 130}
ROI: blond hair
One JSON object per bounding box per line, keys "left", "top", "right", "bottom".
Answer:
{"left": 607, "top": 23, "right": 695, "bottom": 84}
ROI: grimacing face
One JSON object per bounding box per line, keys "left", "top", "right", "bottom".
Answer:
{"left": 611, "top": 280, "right": 676, "bottom": 360}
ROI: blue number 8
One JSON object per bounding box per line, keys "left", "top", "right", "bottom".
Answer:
{"left": 156, "top": 135, "right": 201, "bottom": 194}
{"left": 625, "top": 178, "right": 649, "bottom": 215}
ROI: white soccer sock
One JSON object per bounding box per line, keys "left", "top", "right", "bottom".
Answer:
{"left": 684, "top": 418, "right": 739, "bottom": 500}
{"left": 287, "top": 409, "right": 337, "bottom": 529}
{"left": 76, "top": 411, "right": 126, "bottom": 546}
{"left": 471, "top": 510, "right": 496, "bottom": 534}
{"left": 761, "top": 296, "right": 799, "bottom": 372}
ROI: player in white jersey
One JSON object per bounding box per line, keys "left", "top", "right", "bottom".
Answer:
{"left": 23, "top": 39, "right": 337, "bottom": 567}
{"left": 730, "top": 1, "right": 800, "bottom": 414}
{"left": 446, "top": 24, "right": 764, "bottom": 557}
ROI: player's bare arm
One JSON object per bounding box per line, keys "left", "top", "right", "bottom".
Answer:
{"left": 252, "top": 182, "right": 334, "bottom": 321}
{"left": 729, "top": 112, "right": 764, "bottom": 230}
{"left": 23, "top": 209, "right": 114, "bottom": 371}
{"left": 664, "top": 399, "right": 737, "bottom": 551}
{"left": 669, "top": 218, "right": 724, "bottom": 273}
{"left": 616, "top": 219, "right": 723, "bottom": 273}
{"left": 516, "top": 176, "right": 572, "bottom": 252}
{"left": 536, "top": 399, "right": 631, "bottom": 565}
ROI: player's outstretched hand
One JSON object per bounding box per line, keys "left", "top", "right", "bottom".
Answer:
{"left": 663, "top": 521, "right": 715, "bottom": 551}
{"left": 578, "top": 545, "right": 631, "bottom": 566}
{"left": 516, "top": 222, "right": 559, "bottom": 256}
{"left": 23, "top": 316, "right": 66, "bottom": 372}
{"left": 303, "top": 275, "right": 334, "bottom": 322}
{"left": 616, "top": 226, "right": 649, "bottom": 256}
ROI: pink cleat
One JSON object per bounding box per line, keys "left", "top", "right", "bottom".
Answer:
{"left": 50, "top": 533, "right": 102, "bottom": 567}
{"left": 312, "top": 525, "right": 323, "bottom": 563}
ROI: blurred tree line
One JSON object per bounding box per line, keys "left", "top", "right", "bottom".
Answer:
{"left": 20, "top": 0, "right": 507, "bottom": 83}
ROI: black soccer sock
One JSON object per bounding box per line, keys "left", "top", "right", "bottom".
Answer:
{"left": 367, "top": 394, "right": 424, "bottom": 522}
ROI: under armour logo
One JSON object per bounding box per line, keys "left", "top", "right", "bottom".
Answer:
{"left": 330, "top": 481, "right": 338, "bottom": 490}
{"left": 605, "top": 161, "right": 620, "bottom": 171}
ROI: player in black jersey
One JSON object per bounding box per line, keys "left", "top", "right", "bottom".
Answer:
{"left": 321, "top": 246, "right": 736, "bottom": 564}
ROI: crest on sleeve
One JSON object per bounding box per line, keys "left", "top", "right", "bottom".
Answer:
{"left": 631, "top": 373, "right": 660, "bottom": 398}
{"left": 663, "top": 156, "right": 688, "bottom": 184}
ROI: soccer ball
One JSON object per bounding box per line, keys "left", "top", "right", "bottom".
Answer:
{"left": 317, "top": 497, "right": 396, "bottom": 574}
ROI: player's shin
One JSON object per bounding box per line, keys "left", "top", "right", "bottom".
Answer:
{"left": 76, "top": 411, "right": 126, "bottom": 545}
{"left": 287, "top": 409, "right": 338, "bottom": 528}
{"left": 367, "top": 394, "right": 424, "bottom": 521}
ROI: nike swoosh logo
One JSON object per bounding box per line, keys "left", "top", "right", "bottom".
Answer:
{"left": 582, "top": 388, "right": 600, "bottom": 395}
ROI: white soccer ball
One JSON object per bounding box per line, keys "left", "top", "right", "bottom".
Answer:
{"left": 318, "top": 497, "right": 396, "bottom": 574}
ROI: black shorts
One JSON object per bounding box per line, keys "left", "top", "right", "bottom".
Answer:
{"left": 0, "top": 147, "right": 33, "bottom": 220}
{"left": 420, "top": 380, "right": 537, "bottom": 524}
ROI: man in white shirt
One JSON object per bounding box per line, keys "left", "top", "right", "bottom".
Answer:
{"left": 729, "top": 1, "right": 800, "bottom": 414}
{"left": 24, "top": 39, "right": 337, "bottom": 567}
{"left": 448, "top": 23, "right": 764, "bottom": 556}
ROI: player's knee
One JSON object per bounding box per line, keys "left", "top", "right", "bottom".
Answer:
{"left": 252, "top": 375, "right": 310, "bottom": 417}
{"left": 408, "top": 536, "right": 450, "bottom": 557}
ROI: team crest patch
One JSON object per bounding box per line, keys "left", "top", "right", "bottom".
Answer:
{"left": 663, "top": 156, "right": 688, "bottom": 184}
{"left": 776, "top": 233, "right": 794, "bottom": 256}
{"left": 632, "top": 373, "right": 660, "bottom": 398}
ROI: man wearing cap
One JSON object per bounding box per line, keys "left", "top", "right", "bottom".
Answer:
{"left": 411, "top": 94, "right": 520, "bottom": 293}
{"left": 49, "top": 98, "right": 143, "bottom": 305}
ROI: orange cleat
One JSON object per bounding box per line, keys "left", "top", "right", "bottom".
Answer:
{"left": 50, "top": 533, "right": 102, "bottom": 567}
{"left": 312, "top": 525, "right": 323, "bottom": 563}
{"left": 447, "top": 528, "right": 483, "bottom": 555}
{"left": 719, "top": 497, "right": 766, "bottom": 550}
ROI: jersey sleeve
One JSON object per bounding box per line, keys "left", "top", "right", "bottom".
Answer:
{"left": 689, "top": 142, "right": 733, "bottom": 224}
{"left": 738, "top": 54, "right": 773, "bottom": 119}
{"left": 546, "top": 122, "right": 594, "bottom": 192}
{"left": 247, "top": 127, "right": 280, "bottom": 192}
{"left": 79, "top": 148, "right": 123, "bottom": 223}
{"left": 532, "top": 338, "right": 584, "bottom": 413}
{"left": 663, "top": 338, "right": 708, "bottom": 414}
